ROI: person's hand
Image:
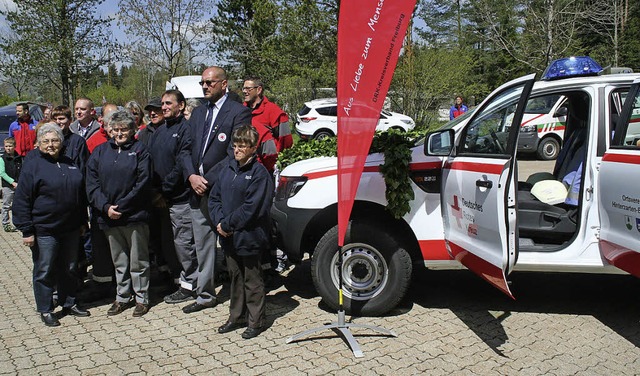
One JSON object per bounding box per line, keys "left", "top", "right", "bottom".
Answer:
{"left": 23, "top": 235, "right": 35, "bottom": 247}
{"left": 189, "top": 174, "right": 208, "bottom": 196}
{"left": 216, "top": 223, "right": 231, "bottom": 237}
{"left": 108, "top": 205, "right": 122, "bottom": 220}
{"left": 11, "top": 182, "right": 17, "bottom": 189}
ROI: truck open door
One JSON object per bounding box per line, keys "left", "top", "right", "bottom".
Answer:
{"left": 598, "top": 78, "right": 640, "bottom": 277}
{"left": 439, "top": 74, "right": 536, "bottom": 297}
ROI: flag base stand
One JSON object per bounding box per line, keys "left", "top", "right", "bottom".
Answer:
{"left": 285, "top": 309, "right": 397, "bottom": 358}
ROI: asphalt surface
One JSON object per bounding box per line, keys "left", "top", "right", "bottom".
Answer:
{"left": 2, "top": 159, "right": 639, "bottom": 374}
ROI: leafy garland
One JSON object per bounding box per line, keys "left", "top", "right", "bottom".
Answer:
{"left": 277, "top": 129, "right": 427, "bottom": 219}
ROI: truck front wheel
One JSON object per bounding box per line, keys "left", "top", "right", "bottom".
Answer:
{"left": 311, "top": 222, "right": 412, "bottom": 316}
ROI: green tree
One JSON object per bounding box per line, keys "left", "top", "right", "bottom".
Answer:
{"left": 619, "top": 0, "right": 640, "bottom": 69}
{"left": 392, "top": 45, "right": 479, "bottom": 128}
{"left": 211, "top": 0, "right": 337, "bottom": 94}
{"left": 210, "top": 0, "right": 280, "bottom": 78}
{"left": 0, "top": 0, "right": 113, "bottom": 105}
{"left": 417, "top": 0, "right": 465, "bottom": 48}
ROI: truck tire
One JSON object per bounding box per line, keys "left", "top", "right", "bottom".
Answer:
{"left": 536, "top": 137, "right": 560, "bottom": 160}
{"left": 311, "top": 221, "right": 412, "bottom": 316}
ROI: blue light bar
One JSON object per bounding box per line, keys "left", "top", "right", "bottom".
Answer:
{"left": 541, "top": 56, "right": 603, "bottom": 81}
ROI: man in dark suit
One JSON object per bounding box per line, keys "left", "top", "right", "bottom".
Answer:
{"left": 175, "top": 66, "right": 252, "bottom": 313}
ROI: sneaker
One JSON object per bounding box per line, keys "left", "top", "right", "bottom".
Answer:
{"left": 164, "top": 288, "right": 195, "bottom": 304}
{"left": 132, "top": 303, "right": 149, "bottom": 317}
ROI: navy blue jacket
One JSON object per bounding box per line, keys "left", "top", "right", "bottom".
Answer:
{"left": 148, "top": 115, "right": 191, "bottom": 204}
{"left": 13, "top": 151, "right": 87, "bottom": 237}
{"left": 23, "top": 130, "right": 89, "bottom": 174}
{"left": 183, "top": 95, "right": 252, "bottom": 207}
{"left": 86, "top": 138, "right": 151, "bottom": 230}
{"left": 209, "top": 155, "right": 273, "bottom": 256}
{"left": 62, "top": 130, "right": 89, "bottom": 174}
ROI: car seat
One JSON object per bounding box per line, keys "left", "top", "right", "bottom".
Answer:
{"left": 517, "top": 94, "right": 588, "bottom": 243}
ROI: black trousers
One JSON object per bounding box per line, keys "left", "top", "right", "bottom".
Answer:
{"left": 225, "top": 251, "right": 265, "bottom": 328}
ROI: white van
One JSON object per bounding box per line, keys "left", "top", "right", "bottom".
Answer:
{"left": 272, "top": 58, "right": 640, "bottom": 316}
{"left": 165, "top": 75, "right": 204, "bottom": 99}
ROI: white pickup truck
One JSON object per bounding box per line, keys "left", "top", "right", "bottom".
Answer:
{"left": 272, "top": 58, "right": 640, "bottom": 316}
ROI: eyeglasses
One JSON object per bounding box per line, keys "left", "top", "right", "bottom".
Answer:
{"left": 199, "top": 79, "right": 223, "bottom": 87}
{"left": 112, "top": 128, "right": 131, "bottom": 134}
{"left": 242, "top": 86, "right": 259, "bottom": 91}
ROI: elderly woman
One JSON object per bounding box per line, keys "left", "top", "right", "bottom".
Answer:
{"left": 183, "top": 98, "right": 201, "bottom": 121}
{"left": 13, "top": 123, "right": 90, "bottom": 327}
{"left": 86, "top": 110, "right": 152, "bottom": 317}
{"left": 125, "top": 100, "right": 146, "bottom": 131}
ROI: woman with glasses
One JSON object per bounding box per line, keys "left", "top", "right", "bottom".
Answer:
{"left": 86, "top": 110, "right": 152, "bottom": 317}
{"left": 13, "top": 123, "right": 91, "bottom": 327}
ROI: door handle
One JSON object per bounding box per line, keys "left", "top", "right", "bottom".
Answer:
{"left": 476, "top": 180, "right": 493, "bottom": 189}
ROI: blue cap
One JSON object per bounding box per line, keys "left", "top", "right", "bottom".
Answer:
{"left": 541, "top": 56, "right": 602, "bottom": 81}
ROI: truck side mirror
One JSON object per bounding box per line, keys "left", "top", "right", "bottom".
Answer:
{"left": 424, "top": 129, "right": 455, "bottom": 156}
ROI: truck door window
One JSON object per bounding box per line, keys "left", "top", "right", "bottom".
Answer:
{"left": 460, "top": 85, "right": 525, "bottom": 156}
{"left": 622, "top": 91, "right": 640, "bottom": 146}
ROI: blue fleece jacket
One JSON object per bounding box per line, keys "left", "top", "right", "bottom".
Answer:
{"left": 209, "top": 155, "right": 273, "bottom": 256}
{"left": 12, "top": 151, "right": 87, "bottom": 237}
{"left": 85, "top": 138, "right": 151, "bottom": 230}
{"left": 147, "top": 115, "right": 191, "bottom": 204}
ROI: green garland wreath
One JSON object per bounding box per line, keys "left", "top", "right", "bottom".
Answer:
{"left": 277, "top": 128, "right": 426, "bottom": 219}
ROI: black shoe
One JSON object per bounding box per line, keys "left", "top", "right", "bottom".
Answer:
{"left": 218, "top": 321, "right": 246, "bottom": 334}
{"left": 241, "top": 327, "right": 263, "bottom": 339}
{"left": 40, "top": 313, "right": 60, "bottom": 327}
{"left": 182, "top": 301, "right": 217, "bottom": 314}
{"left": 62, "top": 304, "right": 90, "bottom": 317}
{"left": 164, "top": 289, "right": 195, "bottom": 304}
{"left": 107, "top": 301, "right": 130, "bottom": 316}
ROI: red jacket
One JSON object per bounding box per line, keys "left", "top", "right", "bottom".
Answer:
{"left": 11, "top": 120, "right": 37, "bottom": 157}
{"left": 245, "top": 96, "right": 292, "bottom": 173}
{"left": 86, "top": 126, "right": 109, "bottom": 153}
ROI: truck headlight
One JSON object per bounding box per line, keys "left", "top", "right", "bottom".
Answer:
{"left": 275, "top": 176, "right": 308, "bottom": 201}
{"left": 520, "top": 124, "right": 536, "bottom": 133}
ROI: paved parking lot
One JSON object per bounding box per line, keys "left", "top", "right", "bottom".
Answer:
{"left": 1, "top": 223, "right": 640, "bottom": 375}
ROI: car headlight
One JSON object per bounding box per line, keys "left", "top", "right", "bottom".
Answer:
{"left": 275, "top": 176, "right": 308, "bottom": 201}
{"left": 401, "top": 119, "right": 414, "bottom": 125}
{"left": 520, "top": 124, "right": 536, "bottom": 133}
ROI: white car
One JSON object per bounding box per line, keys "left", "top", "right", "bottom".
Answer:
{"left": 295, "top": 98, "right": 415, "bottom": 140}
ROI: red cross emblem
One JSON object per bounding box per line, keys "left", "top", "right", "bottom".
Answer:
{"left": 451, "top": 195, "right": 463, "bottom": 228}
